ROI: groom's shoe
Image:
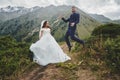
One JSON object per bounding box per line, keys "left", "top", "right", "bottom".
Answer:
{"left": 82, "top": 41, "right": 85, "bottom": 48}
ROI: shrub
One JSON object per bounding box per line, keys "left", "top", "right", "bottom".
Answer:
{"left": 104, "top": 37, "right": 120, "bottom": 73}
{"left": 92, "top": 23, "right": 120, "bottom": 38}
{"left": 0, "top": 36, "right": 32, "bottom": 79}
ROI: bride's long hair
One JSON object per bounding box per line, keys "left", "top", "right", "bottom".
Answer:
{"left": 42, "top": 21, "right": 51, "bottom": 29}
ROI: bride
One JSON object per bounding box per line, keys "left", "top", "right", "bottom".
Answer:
{"left": 30, "top": 20, "right": 71, "bottom": 66}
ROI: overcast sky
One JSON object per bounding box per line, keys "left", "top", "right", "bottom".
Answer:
{"left": 0, "top": 0, "right": 120, "bottom": 20}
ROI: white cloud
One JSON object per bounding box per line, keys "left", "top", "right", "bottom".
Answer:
{"left": 72, "top": 0, "right": 120, "bottom": 20}
{"left": 0, "top": 0, "right": 120, "bottom": 20}
{"left": 22, "top": 0, "right": 67, "bottom": 8}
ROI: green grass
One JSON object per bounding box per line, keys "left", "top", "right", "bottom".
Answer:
{"left": 0, "top": 36, "right": 33, "bottom": 80}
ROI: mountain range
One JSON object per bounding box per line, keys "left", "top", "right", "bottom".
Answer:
{"left": 0, "top": 5, "right": 101, "bottom": 42}
{"left": 113, "top": 19, "right": 120, "bottom": 24}
{"left": 89, "top": 13, "right": 120, "bottom": 24}
{"left": 89, "top": 14, "right": 112, "bottom": 23}
{"left": 0, "top": 6, "right": 40, "bottom": 22}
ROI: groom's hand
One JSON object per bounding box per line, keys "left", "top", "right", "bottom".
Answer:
{"left": 70, "top": 22, "right": 75, "bottom": 27}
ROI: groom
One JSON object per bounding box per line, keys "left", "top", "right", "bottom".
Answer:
{"left": 61, "top": 6, "right": 85, "bottom": 51}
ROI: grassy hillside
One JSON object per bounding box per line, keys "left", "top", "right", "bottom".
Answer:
{"left": 54, "top": 23, "right": 120, "bottom": 80}
{"left": 0, "top": 24, "right": 120, "bottom": 80}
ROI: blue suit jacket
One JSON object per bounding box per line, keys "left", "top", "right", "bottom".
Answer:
{"left": 62, "top": 12, "right": 80, "bottom": 30}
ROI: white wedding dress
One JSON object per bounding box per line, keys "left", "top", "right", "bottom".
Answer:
{"left": 30, "top": 28, "right": 71, "bottom": 66}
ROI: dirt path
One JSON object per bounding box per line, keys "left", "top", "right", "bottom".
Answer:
{"left": 19, "top": 43, "right": 97, "bottom": 80}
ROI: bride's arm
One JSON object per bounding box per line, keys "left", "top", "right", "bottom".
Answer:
{"left": 39, "top": 31, "right": 43, "bottom": 39}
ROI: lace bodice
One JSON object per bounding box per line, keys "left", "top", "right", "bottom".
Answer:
{"left": 41, "top": 28, "right": 51, "bottom": 35}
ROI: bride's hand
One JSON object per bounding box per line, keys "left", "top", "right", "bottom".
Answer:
{"left": 58, "top": 15, "right": 63, "bottom": 20}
